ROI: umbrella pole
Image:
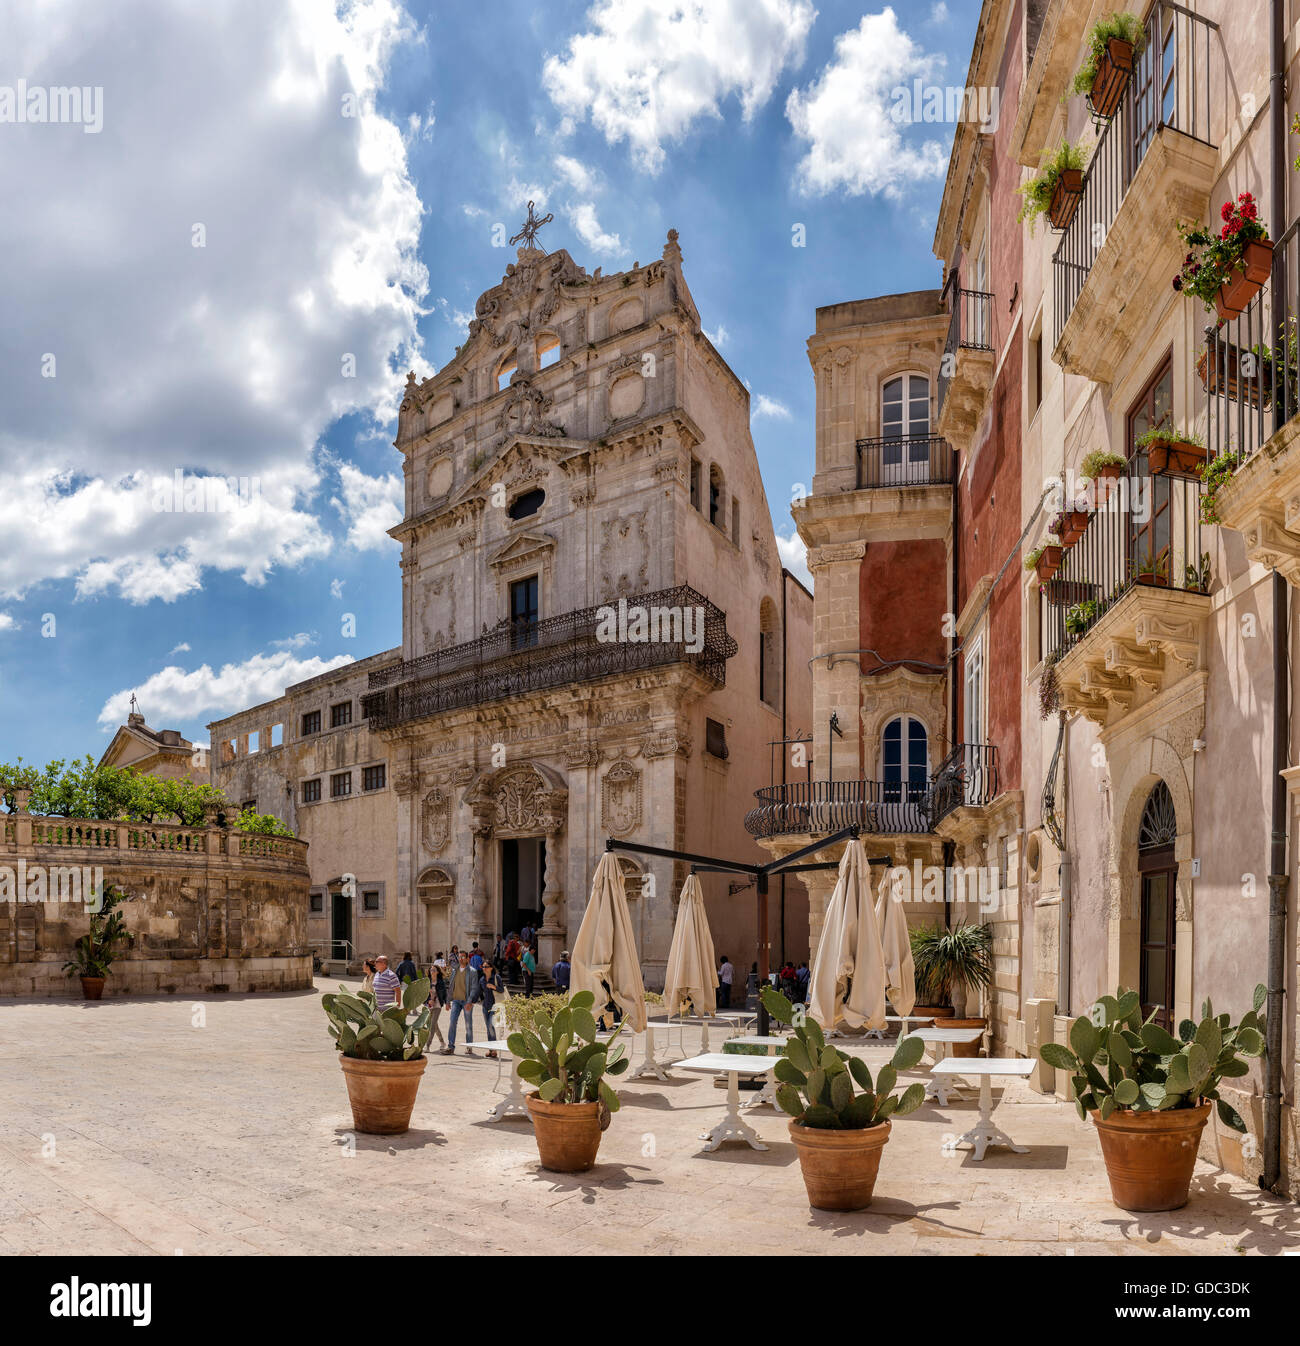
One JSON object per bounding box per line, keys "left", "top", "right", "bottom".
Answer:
{"left": 756, "top": 872, "right": 770, "bottom": 1036}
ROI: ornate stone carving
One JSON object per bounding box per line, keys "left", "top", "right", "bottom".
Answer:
{"left": 601, "top": 760, "right": 642, "bottom": 837}
{"left": 421, "top": 786, "right": 452, "bottom": 853}
{"left": 598, "top": 510, "right": 650, "bottom": 599}
{"left": 392, "top": 769, "right": 420, "bottom": 797}
{"left": 641, "top": 729, "right": 692, "bottom": 759}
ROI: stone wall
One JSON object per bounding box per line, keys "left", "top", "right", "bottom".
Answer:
{"left": 0, "top": 806, "right": 312, "bottom": 998}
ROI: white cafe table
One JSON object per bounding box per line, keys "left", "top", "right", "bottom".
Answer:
{"left": 905, "top": 1027, "right": 985, "bottom": 1105}
{"left": 480, "top": 1041, "right": 529, "bottom": 1122}
{"left": 629, "top": 1019, "right": 680, "bottom": 1081}
{"left": 723, "top": 1036, "right": 790, "bottom": 1109}
{"left": 673, "top": 1052, "right": 781, "bottom": 1151}
{"left": 930, "top": 1058, "right": 1035, "bottom": 1160}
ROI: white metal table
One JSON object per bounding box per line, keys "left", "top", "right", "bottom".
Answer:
{"left": 629, "top": 1020, "right": 679, "bottom": 1080}
{"left": 673, "top": 1051, "right": 780, "bottom": 1150}
{"left": 906, "top": 1028, "right": 985, "bottom": 1104}
{"left": 862, "top": 1013, "right": 930, "bottom": 1041}
{"left": 724, "top": 1035, "right": 789, "bottom": 1109}
{"left": 931, "top": 1058, "right": 1035, "bottom": 1159}
{"left": 482, "top": 1041, "right": 529, "bottom": 1122}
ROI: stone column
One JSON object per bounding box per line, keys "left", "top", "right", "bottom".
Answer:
{"left": 807, "top": 542, "right": 865, "bottom": 783}
{"left": 393, "top": 767, "right": 420, "bottom": 957}
{"left": 467, "top": 808, "right": 494, "bottom": 939}
{"left": 538, "top": 817, "right": 567, "bottom": 968}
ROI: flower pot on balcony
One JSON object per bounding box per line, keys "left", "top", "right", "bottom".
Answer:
{"left": 1214, "top": 240, "right": 1275, "bottom": 321}
{"left": 1197, "top": 340, "right": 1277, "bottom": 410}
{"left": 1146, "top": 439, "right": 1207, "bottom": 481}
{"left": 1087, "top": 37, "right": 1135, "bottom": 120}
{"left": 1043, "top": 578, "right": 1094, "bottom": 608}
{"left": 1034, "top": 545, "right": 1063, "bottom": 583}
{"left": 1136, "top": 569, "right": 1170, "bottom": 588}
{"left": 1058, "top": 510, "right": 1090, "bottom": 546}
{"left": 1048, "top": 169, "right": 1084, "bottom": 231}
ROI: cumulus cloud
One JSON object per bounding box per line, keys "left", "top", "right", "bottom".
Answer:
{"left": 330, "top": 460, "right": 403, "bottom": 551}
{"left": 0, "top": 614, "right": 16, "bottom": 632}
{"left": 786, "top": 9, "right": 949, "bottom": 199}
{"left": 168, "top": 642, "right": 191, "bottom": 655}
{"left": 569, "top": 202, "right": 625, "bottom": 256}
{"left": 775, "top": 529, "right": 812, "bottom": 589}
{"left": 704, "top": 323, "right": 730, "bottom": 348}
{"left": 98, "top": 647, "right": 355, "bottom": 728}
{"left": 543, "top": 0, "right": 816, "bottom": 173}
{"left": 554, "top": 153, "right": 599, "bottom": 195}
{"left": 0, "top": 0, "right": 427, "bottom": 602}
{"left": 754, "top": 395, "right": 792, "bottom": 420}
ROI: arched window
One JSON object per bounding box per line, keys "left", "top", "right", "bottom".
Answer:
{"left": 536, "top": 333, "right": 560, "bottom": 370}
{"left": 881, "top": 716, "right": 928, "bottom": 798}
{"left": 709, "top": 464, "right": 725, "bottom": 529}
{"left": 880, "top": 374, "right": 932, "bottom": 483}
{"left": 497, "top": 352, "right": 517, "bottom": 392}
{"left": 758, "top": 598, "right": 780, "bottom": 709}
{"left": 1138, "top": 780, "right": 1178, "bottom": 1029}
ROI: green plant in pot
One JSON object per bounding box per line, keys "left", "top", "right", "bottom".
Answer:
{"left": 507, "top": 989, "right": 629, "bottom": 1172}
{"left": 1039, "top": 985, "right": 1266, "bottom": 1211}
{"left": 1017, "top": 140, "right": 1087, "bottom": 232}
{"left": 1064, "top": 598, "right": 1101, "bottom": 637}
{"left": 762, "top": 987, "right": 926, "bottom": 1210}
{"left": 909, "top": 923, "right": 992, "bottom": 1053}
{"left": 1071, "top": 12, "right": 1146, "bottom": 120}
{"left": 62, "top": 885, "right": 134, "bottom": 1000}
{"left": 322, "top": 976, "right": 433, "bottom": 1134}
{"left": 1199, "top": 451, "right": 1241, "bottom": 525}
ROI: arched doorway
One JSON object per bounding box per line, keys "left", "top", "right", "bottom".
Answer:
{"left": 1137, "top": 781, "right": 1178, "bottom": 1029}
{"left": 417, "top": 867, "right": 454, "bottom": 962}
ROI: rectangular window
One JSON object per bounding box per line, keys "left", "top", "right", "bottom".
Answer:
{"left": 330, "top": 701, "right": 353, "bottom": 728}
{"left": 310, "top": 892, "right": 324, "bottom": 913}
{"left": 689, "top": 457, "right": 701, "bottom": 510}
{"left": 241, "top": 799, "right": 257, "bottom": 814}
{"left": 1029, "top": 326, "right": 1043, "bottom": 418}
{"left": 302, "top": 778, "right": 321, "bottom": 803}
{"left": 731, "top": 498, "right": 740, "bottom": 546}
{"left": 510, "top": 575, "right": 539, "bottom": 650}
{"left": 363, "top": 890, "right": 380, "bottom": 913}
{"left": 270, "top": 723, "right": 283, "bottom": 747}
{"left": 705, "top": 717, "right": 729, "bottom": 760}
{"left": 362, "top": 764, "right": 386, "bottom": 792}
{"left": 330, "top": 772, "right": 352, "bottom": 799}
{"left": 301, "top": 710, "right": 321, "bottom": 736}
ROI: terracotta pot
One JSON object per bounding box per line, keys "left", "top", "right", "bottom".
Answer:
{"left": 79, "top": 976, "right": 105, "bottom": 1001}
{"left": 911, "top": 1005, "right": 952, "bottom": 1028}
{"left": 1043, "top": 578, "right": 1093, "bottom": 608}
{"left": 1048, "top": 169, "right": 1083, "bottom": 231}
{"left": 339, "top": 1054, "right": 427, "bottom": 1135}
{"left": 1215, "top": 240, "right": 1274, "bottom": 320}
{"left": 945, "top": 1017, "right": 986, "bottom": 1058}
{"left": 526, "top": 1093, "right": 603, "bottom": 1172}
{"left": 1147, "top": 439, "right": 1207, "bottom": 480}
{"left": 1035, "top": 545, "right": 1063, "bottom": 583}
{"left": 789, "top": 1119, "right": 891, "bottom": 1211}
{"left": 1088, "top": 37, "right": 1135, "bottom": 120}
{"left": 1091, "top": 1101, "right": 1212, "bottom": 1211}
{"left": 1059, "top": 509, "right": 1091, "bottom": 546}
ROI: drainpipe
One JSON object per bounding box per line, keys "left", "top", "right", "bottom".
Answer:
{"left": 1057, "top": 717, "right": 1072, "bottom": 1019}
{"left": 1264, "top": 0, "right": 1290, "bottom": 1195}
{"left": 780, "top": 567, "right": 790, "bottom": 965}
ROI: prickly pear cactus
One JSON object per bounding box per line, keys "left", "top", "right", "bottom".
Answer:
{"left": 506, "top": 989, "right": 629, "bottom": 1110}
{"left": 322, "top": 976, "right": 433, "bottom": 1060}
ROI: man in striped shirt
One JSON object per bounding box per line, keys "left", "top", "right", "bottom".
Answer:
{"left": 372, "top": 954, "right": 401, "bottom": 1009}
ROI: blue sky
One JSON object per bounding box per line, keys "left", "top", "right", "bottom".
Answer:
{"left": 0, "top": 0, "right": 980, "bottom": 767}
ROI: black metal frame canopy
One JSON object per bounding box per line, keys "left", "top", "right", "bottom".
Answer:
{"left": 604, "top": 826, "right": 891, "bottom": 1036}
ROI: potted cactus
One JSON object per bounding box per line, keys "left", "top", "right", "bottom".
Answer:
{"left": 62, "top": 886, "right": 134, "bottom": 1000}
{"left": 508, "top": 989, "right": 630, "bottom": 1172}
{"left": 761, "top": 988, "right": 925, "bottom": 1210}
{"left": 1039, "top": 986, "right": 1266, "bottom": 1211}
{"left": 322, "top": 977, "right": 433, "bottom": 1134}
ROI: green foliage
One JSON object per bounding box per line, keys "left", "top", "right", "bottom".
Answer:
{"left": 1173, "top": 195, "right": 1270, "bottom": 311}
{"left": 1183, "top": 551, "right": 1212, "bottom": 594}
{"left": 506, "top": 989, "right": 629, "bottom": 1110}
{"left": 1017, "top": 141, "right": 1087, "bottom": 227}
{"left": 1135, "top": 419, "right": 1204, "bottom": 452}
{"left": 1080, "top": 450, "right": 1127, "bottom": 480}
{"left": 500, "top": 992, "right": 572, "bottom": 1034}
{"left": 1199, "top": 453, "right": 1241, "bottom": 526}
{"left": 62, "top": 886, "right": 135, "bottom": 979}
{"left": 908, "top": 923, "right": 992, "bottom": 1008}
{"left": 1065, "top": 599, "right": 1101, "bottom": 637}
{"left": 760, "top": 988, "right": 926, "bottom": 1130}
{"left": 1070, "top": 13, "right": 1147, "bottom": 96}
{"left": 1024, "top": 545, "right": 1044, "bottom": 571}
{"left": 1038, "top": 984, "right": 1267, "bottom": 1131}
{"left": 232, "top": 806, "right": 295, "bottom": 837}
{"left": 322, "top": 977, "right": 434, "bottom": 1061}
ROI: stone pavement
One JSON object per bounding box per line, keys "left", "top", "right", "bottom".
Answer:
{"left": 0, "top": 981, "right": 1296, "bottom": 1256}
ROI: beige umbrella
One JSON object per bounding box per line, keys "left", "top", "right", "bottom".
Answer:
{"left": 572, "top": 852, "right": 648, "bottom": 1033}
{"left": 875, "top": 868, "right": 916, "bottom": 1017}
{"left": 807, "top": 839, "right": 887, "bottom": 1032}
{"left": 662, "top": 873, "right": 718, "bottom": 1051}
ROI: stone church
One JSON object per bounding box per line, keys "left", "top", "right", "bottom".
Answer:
{"left": 209, "top": 219, "right": 812, "bottom": 984}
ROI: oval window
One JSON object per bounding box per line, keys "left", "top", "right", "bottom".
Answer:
{"left": 508, "top": 488, "right": 545, "bottom": 520}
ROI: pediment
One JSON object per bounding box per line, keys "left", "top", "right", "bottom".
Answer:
{"left": 487, "top": 532, "right": 555, "bottom": 571}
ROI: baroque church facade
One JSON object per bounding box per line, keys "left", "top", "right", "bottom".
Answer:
{"left": 209, "top": 223, "right": 812, "bottom": 983}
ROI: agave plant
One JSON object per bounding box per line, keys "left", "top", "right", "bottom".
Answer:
{"left": 322, "top": 977, "right": 433, "bottom": 1060}
{"left": 761, "top": 987, "right": 926, "bottom": 1129}
{"left": 507, "top": 989, "right": 629, "bottom": 1116}
{"left": 1039, "top": 985, "right": 1266, "bottom": 1131}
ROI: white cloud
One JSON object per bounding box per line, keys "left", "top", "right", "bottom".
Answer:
{"left": 569, "top": 203, "right": 625, "bottom": 256}
{"left": 168, "top": 642, "right": 191, "bottom": 655}
{"left": 330, "top": 460, "right": 403, "bottom": 551}
{"left": 0, "top": 0, "right": 427, "bottom": 602}
{"left": 786, "top": 9, "right": 949, "bottom": 199}
{"left": 543, "top": 0, "right": 816, "bottom": 173}
{"left": 271, "top": 632, "right": 317, "bottom": 650}
{"left": 930, "top": 1, "right": 950, "bottom": 22}
{"left": 554, "top": 154, "right": 599, "bottom": 195}
{"left": 330, "top": 578, "right": 347, "bottom": 599}
{"left": 98, "top": 647, "right": 355, "bottom": 729}
{"left": 704, "top": 323, "right": 730, "bottom": 348}
{"left": 775, "top": 529, "right": 812, "bottom": 589}
{"left": 754, "top": 395, "right": 793, "bottom": 420}
{"left": 0, "top": 614, "right": 16, "bottom": 632}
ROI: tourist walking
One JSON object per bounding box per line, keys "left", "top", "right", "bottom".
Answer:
{"left": 360, "top": 958, "right": 376, "bottom": 993}
{"left": 468, "top": 942, "right": 484, "bottom": 970}
{"left": 479, "top": 960, "right": 503, "bottom": 1056}
{"left": 395, "top": 950, "right": 418, "bottom": 982}
{"left": 373, "top": 954, "right": 401, "bottom": 1010}
{"left": 504, "top": 933, "right": 521, "bottom": 985}
{"left": 442, "top": 950, "right": 477, "bottom": 1055}
{"left": 521, "top": 942, "right": 537, "bottom": 997}
{"left": 432, "top": 952, "right": 448, "bottom": 1007}
{"left": 717, "top": 955, "right": 734, "bottom": 1009}
{"left": 551, "top": 950, "right": 571, "bottom": 992}
{"left": 425, "top": 970, "right": 447, "bottom": 1050}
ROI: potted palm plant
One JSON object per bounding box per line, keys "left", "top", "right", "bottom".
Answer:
{"left": 1040, "top": 985, "right": 1266, "bottom": 1211}
{"left": 508, "top": 989, "right": 630, "bottom": 1172}
{"left": 322, "top": 976, "right": 433, "bottom": 1134}
{"left": 1132, "top": 543, "right": 1171, "bottom": 587}
{"left": 1018, "top": 141, "right": 1087, "bottom": 232}
{"left": 910, "top": 924, "right": 993, "bottom": 1056}
{"left": 63, "top": 886, "right": 134, "bottom": 1000}
{"left": 1071, "top": 13, "right": 1146, "bottom": 120}
{"left": 762, "top": 987, "right": 926, "bottom": 1211}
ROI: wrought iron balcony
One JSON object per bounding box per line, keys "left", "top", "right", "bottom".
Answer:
{"left": 856, "top": 434, "right": 953, "bottom": 489}
{"left": 363, "top": 584, "right": 737, "bottom": 730}
{"left": 744, "top": 779, "right": 931, "bottom": 839}
{"left": 924, "top": 744, "right": 1000, "bottom": 828}
{"left": 936, "top": 286, "right": 993, "bottom": 426}
{"left": 1052, "top": 2, "right": 1217, "bottom": 351}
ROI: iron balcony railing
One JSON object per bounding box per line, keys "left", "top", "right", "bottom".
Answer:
{"left": 937, "top": 286, "right": 994, "bottom": 420}
{"left": 743, "top": 779, "right": 932, "bottom": 839}
{"left": 363, "top": 584, "right": 738, "bottom": 730}
{"left": 1040, "top": 469, "right": 1206, "bottom": 664}
{"left": 855, "top": 434, "right": 954, "bottom": 489}
{"left": 925, "top": 744, "right": 1000, "bottom": 828}
{"left": 1206, "top": 216, "right": 1300, "bottom": 465}
{"left": 1052, "top": 1, "right": 1218, "bottom": 347}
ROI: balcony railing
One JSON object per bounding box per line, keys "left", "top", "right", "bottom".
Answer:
{"left": 743, "top": 779, "right": 931, "bottom": 839}
{"left": 855, "top": 434, "right": 953, "bottom": 489}
{"left": 1052, "top": 1, "right": 1217, "bottom": 347}
{"left": 363, "top": 584, "right": 738, "bottom": 730}
{"left": 925, "top": 744, "right": 1000, "bottom": 827}
{"left": 937, "top": 286, "right": 993, "bottom": 418}
{"left": 1040, "top": 471, "right": 1205, "bottom": 664}
{"left": 1206, "top": 216, "right": 1300, "bottom": 465}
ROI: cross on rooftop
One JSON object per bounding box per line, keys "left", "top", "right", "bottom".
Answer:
{"left": 509, "top": 200, "right": 553, "bottom": 250}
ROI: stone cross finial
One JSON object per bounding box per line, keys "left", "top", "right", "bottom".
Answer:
{"left": 509, "top": 200, "right": 554, "bottom": 251}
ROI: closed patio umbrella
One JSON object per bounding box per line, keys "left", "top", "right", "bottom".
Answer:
{"left": 807, "top": 839, "right": 887, "bottom": 1032}
{"left": 572, "top": 851, "right": 648, "bottom": 1034}
{"left": 875, "top": 869, "right": 916, "bottom": 1017}
{"left": 662, "top": 873, "right": 718, "bottom": 1052}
